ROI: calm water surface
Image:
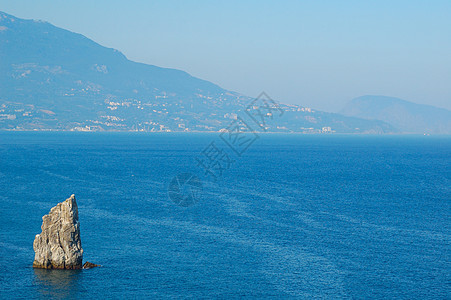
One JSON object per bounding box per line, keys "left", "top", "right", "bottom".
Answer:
{"left": 0, "top": 132, "right": 449, "bottom": 298}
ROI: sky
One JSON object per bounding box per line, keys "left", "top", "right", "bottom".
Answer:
{"left": 1, "top": 0, "right": 450, "bottom": 112}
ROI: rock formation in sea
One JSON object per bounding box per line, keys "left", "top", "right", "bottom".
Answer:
{"left": 83, "top": 261, "right": 101, "bottom": 269}
{"left": 33, "top": 194, "right": 83, "bottom": 269}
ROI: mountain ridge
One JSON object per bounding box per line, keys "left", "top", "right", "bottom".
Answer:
{"left": 341, "top": 95, "right": 451, "bottom": 134}
{"left": 0, "top": 11, "right": 397, "bottom": 133}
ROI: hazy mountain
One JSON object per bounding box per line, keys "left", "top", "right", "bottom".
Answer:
{"left": 341, "top": 95, "right": 451, "bottom": 134}
{"left": 0, "top": 11, "right": 394, "bottom": 133}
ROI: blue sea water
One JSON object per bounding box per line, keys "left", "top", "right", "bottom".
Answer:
{"left": 0, "top": 132, "right": 449, "bottom": 299}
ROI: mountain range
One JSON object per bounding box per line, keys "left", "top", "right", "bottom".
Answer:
{"left": 341, "top": 95, "right": 451, "bottom": 134}
{"left": 0, "top": 11, "right": 449, "bottom": 134}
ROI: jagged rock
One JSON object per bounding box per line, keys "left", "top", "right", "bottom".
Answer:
{"left": 33, "top": 194, "right": 83, "bottom": 269}
{"left": 83, "top": 262, "right": 100, "bottom": 269}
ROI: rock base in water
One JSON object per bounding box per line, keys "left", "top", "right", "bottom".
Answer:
{"left": 83, "top": 262, "right": 101, "bottom": 269}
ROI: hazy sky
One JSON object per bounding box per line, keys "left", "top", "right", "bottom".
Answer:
{"left": 1, "top": 0, "right": 450, "bottom": 111}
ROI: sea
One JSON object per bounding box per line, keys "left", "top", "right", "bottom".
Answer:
{"left": 0, "top": 132, "right": 449, "bottom": 299}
